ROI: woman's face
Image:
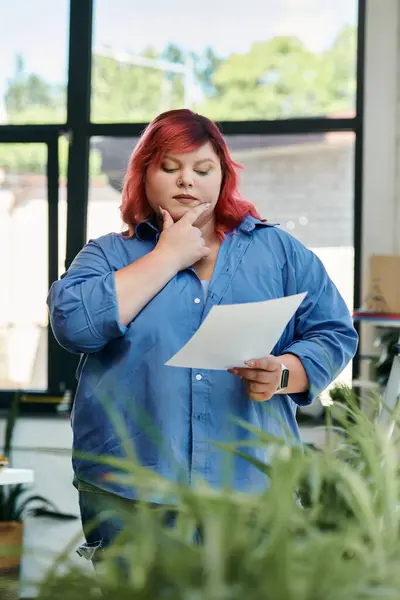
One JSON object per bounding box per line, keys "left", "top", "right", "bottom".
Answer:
{"left": 145, "top": 142, "right": 222, "bottom": 226}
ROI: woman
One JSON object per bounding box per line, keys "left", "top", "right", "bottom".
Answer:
{"left": 47, "top": 108, "right": 358, "bottom": 557}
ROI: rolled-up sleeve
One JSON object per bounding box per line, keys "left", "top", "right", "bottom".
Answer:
{"left": 47, "top": 240, "right": 128, "bottom": 354}
{"left": 284, "top": 246, "right": 359, "bottom": 406}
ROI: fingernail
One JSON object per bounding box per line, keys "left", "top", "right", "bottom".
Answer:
{"left": 228, "top": 368, "right": 238, "bottom": 375}
{"left": 245, "top": 360, "right": 255, "bottom": 367}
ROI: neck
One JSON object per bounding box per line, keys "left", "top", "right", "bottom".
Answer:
{"left": 154, "top": 211, "right": 219, "bottom": 247}
{"left": 199, "top": 214, "right": 219, "bottom": 247}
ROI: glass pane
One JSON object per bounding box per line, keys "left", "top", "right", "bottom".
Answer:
{"left": 0, "top": 0, "right": 69, "bottom": 125}
{"left": 92, "top": 0, "right": 358, "bottom": 123}
{"left": 88, "top": 132, "right": 355, "bottom": 390}
{"left": 0, "top": 144, "right": 49, "bottom": 390}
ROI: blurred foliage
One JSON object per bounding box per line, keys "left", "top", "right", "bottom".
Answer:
{"left": 0, "top": 137, "right": 102, "bottom": 177}
{"left": 31, "top": 387, "right": 400, "bottom": 600}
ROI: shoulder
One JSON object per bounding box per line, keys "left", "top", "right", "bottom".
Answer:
{"left": 242, "top": 217, "right": 326, "bottom": 280}
{"left": 88, "top": 230, "right": 146, "bottom": 256}
{"left": 242, "top": 217, "right": 311, "bottom": 255}
{"left": 81, "top": 231, "right": 142, "bottom": 268}
{"left": 87, "top": 231, "right": 131, "bottom": 250}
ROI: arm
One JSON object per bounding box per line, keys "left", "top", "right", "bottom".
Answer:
{"left": 114, "top": 249, "right": 178, "bottom": 326}
{"left": 282, "top": 246, "right": 359, "bottom": 406}
{"left": 47, "top": 240, "right": 178, "bottom": 355}
{"left": 47, "top": 204, "right": 211, "bottom": 355}
{"left": 230, "top": 353, "right": 308, "bottom": 402}
{"left": 275, "top": 353, "right": 308, "bottom": 394}
{"left": 230, "top": 243, "right": 358, "bottom": 404}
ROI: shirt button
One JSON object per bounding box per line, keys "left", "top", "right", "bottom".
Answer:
{"left": 194, "top": 297, "right": 201, "bottom": 304}
{"left": 195, "top": 374, "right": 202, "bottom": 381}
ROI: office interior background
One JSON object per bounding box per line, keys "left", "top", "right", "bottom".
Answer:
{"left": 0, "top": 0, "right": 399, "bottom": 596}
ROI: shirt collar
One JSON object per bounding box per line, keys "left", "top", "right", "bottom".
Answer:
{"left": 237, "top": 216, "right": 278, "bottom": 235}
{"left": 135, "top": 219, "right": 160, "bottom": 242}
{"left": 134, "top": 215, "right": 278, "bottom": 242}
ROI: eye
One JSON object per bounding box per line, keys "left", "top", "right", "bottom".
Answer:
{"left": 195, "top": 170, "right": 209, "bottom": 176}
{"left": 161, "top": 165, "right": 178, "bottom": 173}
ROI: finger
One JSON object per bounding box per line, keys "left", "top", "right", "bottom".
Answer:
{"left": 233, "top": 368, "right": 274, "bottom": 384}
{"left": 248, "top": 381, "right": 275, "bottom": 394}
{"left": 201, "top": 246, "right": 211, "bottom": 258}
{"left": 181, "top": 202, "right": 210, "bottom": 225}
{"left": 245, "top": 357, "right": 281, "bottom": 372}
{"left": 160, "top": 208, "right": 174, "bottom": 230}
{"left": 248, "top": 391, "right": 272, "bottom": 402}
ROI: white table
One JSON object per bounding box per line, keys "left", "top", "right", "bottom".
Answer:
{"left": 0, "top": 468, "right": 34, "bottom": 486}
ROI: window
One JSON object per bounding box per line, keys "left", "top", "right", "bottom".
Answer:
{"left": 88, "top": 132, "right": 355, "bottom": 308}
{"left": 92, "top": 0, "right": 358, "bottom": 123}
{"left": 87, "top": 132, "right": 356, "bottom": 391}
{"left": 0, "top": 0, "right": 69, "bottom": 124}
{"left": 0, "top": 0, "right": 363, "bottom": 409}
{"left": 0, "top": 144, "right": 49, "bottom": 389}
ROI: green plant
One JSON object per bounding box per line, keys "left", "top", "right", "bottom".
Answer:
{"left": 32, "top": 386, "right": 400, "bottom": 600}
{"left": 0, "top": 392, "right": 77, "bottom": 523}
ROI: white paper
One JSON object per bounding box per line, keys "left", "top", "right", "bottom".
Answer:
{"left": 165, "top": 292, "right": 307, "bottom": 370}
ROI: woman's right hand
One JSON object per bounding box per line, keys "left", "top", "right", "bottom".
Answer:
{"left": 155, "top": 204, "right": 211, "bottom": 272}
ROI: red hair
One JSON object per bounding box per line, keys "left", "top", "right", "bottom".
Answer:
{"left": 121, "top": 109, "right": 264, "bottom": 240}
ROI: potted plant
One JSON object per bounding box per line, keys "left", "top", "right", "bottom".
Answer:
{"left": 0, "top": 392, "right": 77, "bottom": 599}
{"left": 34, "top": 386, "right": 400, "bottom": 599}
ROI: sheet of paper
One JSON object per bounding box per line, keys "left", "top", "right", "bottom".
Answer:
{"left": 165, "top": 292, "right": 307, "bottom": 370}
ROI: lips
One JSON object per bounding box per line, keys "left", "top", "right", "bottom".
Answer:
{"left": 173, "top": 194, "right": 197, "bottom": 200}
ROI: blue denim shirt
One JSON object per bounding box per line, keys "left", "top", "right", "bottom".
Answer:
{"left": 47, "top": 217, "right": 358, "bottom": 501}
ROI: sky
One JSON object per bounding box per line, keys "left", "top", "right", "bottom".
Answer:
{"left": 0, "top": 0, "right": 358, "bottom": 92}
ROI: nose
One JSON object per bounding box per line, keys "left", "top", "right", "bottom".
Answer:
{"left": 177, "top": 170, "right": 194, "bottom": 188}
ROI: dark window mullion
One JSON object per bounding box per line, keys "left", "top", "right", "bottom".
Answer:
{"left": 89, "top": 117, "right": 357, "bottom": 139}
{"left": 47, "top": 136, "right": 62, "bottom": 394}
{"left": 0, "top": 125, "right": 67, "bottom": 143}
{"left": 65, "top": 0, "right": 93, "bottom": 270}
{"left": 352, "top": 0, "right": 366, "bottom": 379}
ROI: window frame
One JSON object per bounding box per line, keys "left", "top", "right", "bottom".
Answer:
{"left": 0, "top": 0, "right": 366, "bottom": 411}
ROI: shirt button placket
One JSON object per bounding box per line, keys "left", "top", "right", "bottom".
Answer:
{"left": 191, "top": 368, "right": 209, "bottom": 478}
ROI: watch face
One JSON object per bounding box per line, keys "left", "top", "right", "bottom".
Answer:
{"left": 281, "top": 367, "right": 289, "bottom": 389}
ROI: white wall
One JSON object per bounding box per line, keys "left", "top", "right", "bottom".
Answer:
{"left": 359, "top": 0, "right": 400, "bottom": 378}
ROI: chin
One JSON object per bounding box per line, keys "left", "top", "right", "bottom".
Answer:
{"left": 170, "top": 205, "right": 194, "bottom": 219}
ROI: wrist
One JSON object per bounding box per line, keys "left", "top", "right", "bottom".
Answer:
{"left": 151, "top": 247, "right": 180, "bottom": 278}
{"left": 276, "top": 363, "right": 289, "bottom": 392}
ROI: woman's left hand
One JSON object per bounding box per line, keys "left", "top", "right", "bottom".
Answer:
{"left": 228, "top": 356, "right": 282, "bottom": 402}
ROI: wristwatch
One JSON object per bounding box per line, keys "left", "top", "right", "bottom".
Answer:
{"left": 277, "top": 363, "right": 289, "bottom": 391}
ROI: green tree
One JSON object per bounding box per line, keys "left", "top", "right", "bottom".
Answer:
{"left": 4, "top": 53, "right": 66, "bottom": 124}
{"left": 91, "top": 44, "right": 223, "bottom": 122}
{"left": 194, "top": 47, "right": 223, "bottom": 96}
{"left": 161, "top": 43, "right": 186, "bottom": 113}
{"left": 0, "top": 139, "right": 102, "bottom": 177}
{"left": 0, "top": 27, "right": 357, "bottom": 175}
{"left": 199, "top": 28, "right": 357, "bottom": 120}
{"left": 200, "top": 36, "right": 325, "bottom": 120}
{"left": 320, "top": 25, "right": 357, "bottom": 114}
{"left": 91, "top": 46, "right": 188, "bottom": 123}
